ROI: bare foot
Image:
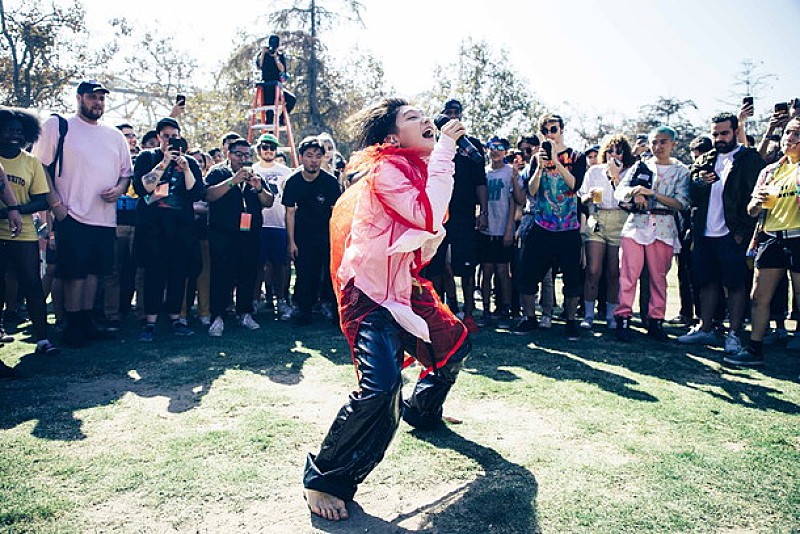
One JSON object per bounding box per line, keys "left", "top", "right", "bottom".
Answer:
{"left": 305, "top": 489, "right": 349, "bottom": 521}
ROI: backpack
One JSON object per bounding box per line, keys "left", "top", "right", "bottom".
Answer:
{"left": 46, "top": 114, "right": 68, "bottom": 178}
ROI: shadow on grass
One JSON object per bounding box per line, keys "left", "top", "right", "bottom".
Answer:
{"left": 473, "top": 321, "right": 800, "bottom": 414}
{"left": 311, "top": 425, "right": 539, "bottom": 533}
{"left": 0, "top": 318, "right": 350, "bottom": 441}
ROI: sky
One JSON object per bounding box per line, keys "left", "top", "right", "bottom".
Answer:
{"left": 55, "top": 0, "right": 800, "bottom": 128}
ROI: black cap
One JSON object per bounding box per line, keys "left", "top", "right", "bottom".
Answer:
{"left": 76, "top": 80, "right": 110, "bottom": 95}
{"left": 585, "top": 145, "right": 600, "bottom": 155}
{"left": 442, "top": 99, "right": 462, "bottom": 113}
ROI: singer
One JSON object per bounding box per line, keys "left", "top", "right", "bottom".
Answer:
{"left": 302, "top": 98, "right": 471, "bottom": 521}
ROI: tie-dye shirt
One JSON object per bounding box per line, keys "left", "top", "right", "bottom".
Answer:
{"left": 532, "top": 149, "right": 583, "bottom": 232}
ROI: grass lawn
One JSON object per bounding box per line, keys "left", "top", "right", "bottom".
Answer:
{"left": 1, "top": 292, "right": 799, "bottom": 532}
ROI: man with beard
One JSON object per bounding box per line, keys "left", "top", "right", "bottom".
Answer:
{"left": 33, "top": 80, "right": 132, "bottom": 348}
{"left": 283, "top": 136, "right": 341, "bottom": 326}
{"left": 678, "top": 113, "right": 766, "bottom": 353}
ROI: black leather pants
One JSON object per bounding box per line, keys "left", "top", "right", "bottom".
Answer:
{"left": 303, "top": 307, "right": 469, "bottom": 501}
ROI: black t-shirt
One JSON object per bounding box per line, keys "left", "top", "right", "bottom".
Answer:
{"left": 132, "top": 148, "right": 204, "bottom": 225}
{"left": 282, "top": 169, "right": 341, "bottom": 241}
{"left": 205, "top": 165, "right": 267, "bottom": 233}
{"left": 260, "top": 51, "right": 287, "bottom": 83}
{"left": 449, "top": 135, "right": 487, "bottom": 218}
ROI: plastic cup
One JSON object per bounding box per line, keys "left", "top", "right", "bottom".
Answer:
{"left": 591, "top": 188, "right": 603, "bottom": 204}
{"left": 762, "top": 185, "right": 780, "bottom": 210}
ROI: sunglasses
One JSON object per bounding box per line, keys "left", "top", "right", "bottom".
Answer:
{"left": 230, "top": 151, "right": 251, "bottom": 158}
{"left": 541, "top": 125, "right": 560, "bottom": 135}
{"left": 123, "top": 133, "right": 137, "bottom": 139}
{"left": 488, "top": 143, "right": 507, "bottom": 151}
{"left": 606, "top": 147, "right": 622, "bottom": 155}
{"left": 521, "top": 147, "right": 535, "bottom": 154}
{"left": 260, "top": 144, "right": 277, "bottom": 151}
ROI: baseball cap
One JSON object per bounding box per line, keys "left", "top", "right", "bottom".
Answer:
{"left": 486, "top": 136, "right": 510, "bottom": 150}
{"left": 585, "top": 145, "right": 600, "bottom": 155}
{"left": 258, "top": 133, "right": 281, "bottom": 147}
{"left": 442, "top": 99, "right": 462, "bottom": 113}
{"left": 76, "top": 80, "right": 110, "bottom": 95}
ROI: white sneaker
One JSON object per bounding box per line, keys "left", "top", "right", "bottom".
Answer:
{"left": 199, "top": 315, "right": 211, "bottom": 326}
{"left": 677, "top": 325, "right": 716, "bottom": 345}
{"left": 208, "top": 316, "right": 224, "bottom": 337}
{"left": 278, "top": 300, "right": 293, "bottom": 321}
{"left": 240, "top": 313, "right": 260, "bottom": 330}
{"left": 580, "top": 317, "right": 594, "bottom": 329}
{"left": 539, "top": 315, "right": 552, "bottom": 329}
{"left": 724, "top": 331, "right": 742, "bottom": 354}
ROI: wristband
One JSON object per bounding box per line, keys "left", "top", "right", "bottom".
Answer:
{"left": 227, "top": 178, "right": 234, "bottom": 188}
{"left": 6, "top": 205, "right": 20, "bottom": 212}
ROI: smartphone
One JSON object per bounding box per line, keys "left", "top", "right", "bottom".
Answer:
{"left": 775, "top": 102, "right": 790, "bottom": 113}
{"left": 742, "top": 96, "right": 754, "bottom": 107}
{"left": 168, "top": 137, "right": 188, "bottom": 154}
{"left": 176, "top": 94, "right": 186, "bottom": 106}
{"left": 541, "top": 140, "right": 553, "bottom": 160}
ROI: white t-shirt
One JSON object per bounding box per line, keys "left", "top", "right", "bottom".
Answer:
{"left": 705, "top": 145, "right": 741, "bottom": 237}
{"left": 253, "top": 161, "right": 293, "bottom": 228}
{"left": 483, "top": 164, "right": 514, "bottom": 237}
{"left": 33, "top": 115, "right": 132, "bottom": 227}
{"left": 578, "top": 164, "right": 631, "bottom": 210}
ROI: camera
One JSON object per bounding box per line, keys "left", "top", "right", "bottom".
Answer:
{"left": 168, "top": 137, "right": 188, "bottom": 154}
{"left": 629, "top": 159, "right": 654, "bottom": 189}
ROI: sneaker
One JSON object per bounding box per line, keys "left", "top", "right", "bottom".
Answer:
{"left": 647, "top": 319, "right": 669, "bottom": 342}
{"left": 512, "top": 316, "right": 538, "bottom": 335}
{"left": 139, "top": 323, "right": 156, "bottom": 342}
{"left": 278, "top": 300, "right": 293, "bottom": 321}
{"left": 462, "top": 314, "right": 480, "bottom": 334}
{"left": 763, "top": 328, "right": 789, "bottom": 346}
{"left": 539, "top": 315, "right": 552, "bottom": 329}
{"left": 676, "top": 325, "right": 717, "bottom": 345}
{"left": 474, "top": 312, "right": 492, "bottom": 328}
{"left": 0, "top": 328, "right": 13, "bottom": 343}
{"left": 723, "top": 348, "right": 765, "bottom": 367}
{"left": 34, "top": 339, "right": 60, "bottom": 356}
{"left": 102, "top": 319, "right": 121, "bottom": 333}
{"left": 615, "top": 316, "right": 632, "bottom": 342}
{"left": 667, "top": 314, "right": 690, "bottom": 326}
{"left": 566, "top": 320, "right": 579, "bottom": 341}
{"left": 320, "top": 303, "right": 334, "bottom": 321}
{"left": 199, "top": 315, "right": 211, "bottom": 326}
{"left": 208, "top": 317, "right": 224, "bottom": 337}
{"left": 172, "top": 320, "right": 194, "bottom": 337}
{"left": 240, "top": 313, "right": 261, "bottom": 330}
{"left": 606, "top": 315, "right": 617, "bottom": 330}
{"left": 724, "top": 331, "right": 742, "bottom": 354}
{"left": 579, "top": 316, "right": 594, "bottom": 329}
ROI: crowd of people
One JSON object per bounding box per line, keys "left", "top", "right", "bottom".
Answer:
{"left": 1, "top": 78, "right": 800, "bottom": 380}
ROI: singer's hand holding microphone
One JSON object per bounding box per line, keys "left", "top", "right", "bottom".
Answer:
{"left": 434, "top": 115, "right": 484, "bottom": 165}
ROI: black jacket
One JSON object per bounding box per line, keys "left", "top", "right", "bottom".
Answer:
{"left": 689, "top": 146, "right": 765, "bottom": 239}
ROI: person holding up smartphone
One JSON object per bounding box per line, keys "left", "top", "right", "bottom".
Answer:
{"left": 132, "top": 117, "right": 205, "bottom": 342}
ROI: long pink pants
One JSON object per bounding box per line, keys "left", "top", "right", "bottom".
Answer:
{"left": 615, "top": 237, "right": 674, "bottom": 320}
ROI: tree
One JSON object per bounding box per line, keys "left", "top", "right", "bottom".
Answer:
{"left": 268, "top": 0, "right": 365, "bottom": 131}
{"left": 625, "top": 96, "right": 702, "bottom": 163}
{"left": 0, "top": 0, "right": 93, "bottom": 108}
{"left": 419, "top": 38, "right": 544, "bottom": 142}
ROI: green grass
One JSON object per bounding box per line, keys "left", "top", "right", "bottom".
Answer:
{"left": 1, "top": 305, "right": 799, "bottom": 533}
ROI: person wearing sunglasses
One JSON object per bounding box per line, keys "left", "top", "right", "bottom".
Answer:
{"left": 514, "top": 113, "right": 587, "bottom": 340}
{"left": 252, "top": 133, "right": 293, "bottom": 321}
{"left": 204, "top": 139, "right": 274, "bottom": 337}
{"left": 577, "top": 135, "right": 635, "bottom": 330}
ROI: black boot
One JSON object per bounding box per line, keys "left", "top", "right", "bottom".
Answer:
{"left": 615, "top": 316, "right": 631, "bottom": 342}
{"left": 647, "top": 318, "right": 669, "bottom": 342}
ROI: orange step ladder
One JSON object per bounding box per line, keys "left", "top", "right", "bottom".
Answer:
{"left": 248, "top": 82, "right": 298, "bottom": 167}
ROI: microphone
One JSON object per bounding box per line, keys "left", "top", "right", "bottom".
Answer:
{"left": 434, "top": 114, "right": 484, "bottom": 165}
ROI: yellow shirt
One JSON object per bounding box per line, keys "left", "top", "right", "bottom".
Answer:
{"left": 0, "top": 151, "right": 50, "bottom": 241}
{"left": 764, "top": 162, "right": 800, "bottom": 232}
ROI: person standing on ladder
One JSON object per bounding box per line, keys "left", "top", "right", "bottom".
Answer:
{"left": 255, "top": 34, "right": 296, "bottom": 124}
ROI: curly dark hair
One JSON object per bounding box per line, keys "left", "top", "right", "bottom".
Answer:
{"left": 350, "top": 97, "right": 409, "bottom": 149}
{"left": 599, "top": 134, "right": 635, "bottom": 168}
{"left": 0, "top": 107, "right": 42, "bottom": 145}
